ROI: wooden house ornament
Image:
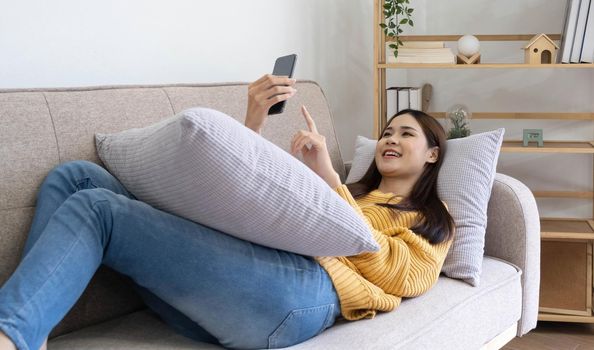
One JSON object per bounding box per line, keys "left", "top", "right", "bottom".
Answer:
{"left": 523, "top": 34, "right": 559, "bottom": 64}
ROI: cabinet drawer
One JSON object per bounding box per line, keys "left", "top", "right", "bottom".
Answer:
{"left": 539, "top": 239, "right": 592, "bottom": 316}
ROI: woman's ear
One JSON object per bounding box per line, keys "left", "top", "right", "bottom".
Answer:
{"left": 426, "top": 146, "right": 439, "bottom": 163}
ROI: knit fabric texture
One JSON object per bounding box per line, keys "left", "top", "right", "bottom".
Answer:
{"left": 316, "top": 185, "right": 453, "bottom": 320}
{"left": 94, "top": 107, "right": 380, "bottom": 257}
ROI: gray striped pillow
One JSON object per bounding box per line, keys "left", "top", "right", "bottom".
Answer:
{"left": 345, "top": 129, "right": 505, "bottom": 286}
{"left": 95, "top": 107, "right": 379, "bottom": 257}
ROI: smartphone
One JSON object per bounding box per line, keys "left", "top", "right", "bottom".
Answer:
{"left": 268, "top": 54, "right": 297, "bottom": 115}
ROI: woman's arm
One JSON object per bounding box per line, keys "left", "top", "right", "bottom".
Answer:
{"left": 291, "top": 106, "right": 342, "bottom": 188}
{"left": 333, "top": 184, "right": 447, "bottom": 297}
{"left": 245, "top": 74, "right": 296, "bottom": 134}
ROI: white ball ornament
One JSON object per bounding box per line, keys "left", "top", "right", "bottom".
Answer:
{"left": 457, "top": 35, "right": 480, "bottom": 57}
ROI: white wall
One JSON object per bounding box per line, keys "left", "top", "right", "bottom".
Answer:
{"left": 2, "top": 1, "right": 592, "bottom": 218}
{"left": 395, "top": 0, "right": 594, "bottom": 218}
{"left": 0, "top": 0, "right": 375, "bottom": 161}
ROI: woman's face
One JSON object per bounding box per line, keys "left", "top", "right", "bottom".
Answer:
{"left": 375, "top": 114, "right": 438, "bottom": 179}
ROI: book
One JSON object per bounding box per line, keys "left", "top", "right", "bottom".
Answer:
{"left": 570, "top": 0, "right": 591, "bottom": 62}
{"left": 397, "top": 88, "right": 409, "bottom": 112}
{"left": 391, "top": 56, "right": 456, "bottom": 64}
{"left": 409, "top": 88, "right": 421, "bottom": 110}
{"left": 581, "top": 0, "right": 594, "bottom": 62}
{"left": 400, "top": 41, "right": 445, "bottom": 49}
{"left": 387, "top": 48, "right": 456, "bottom": 64}
{"left": 559, "top": 0, "right": 575, "bottom": 62}
{"left": 386, "top": 86, "right": 423, "bottom": 122}
{"left": 396, "top": 48, "right": 454, "bottom": 55}
{"left": 386, "top": 87, "right": 398, "bottom": 121}
{"left": 561, "top": 0, "right": 582, "bottom": 63}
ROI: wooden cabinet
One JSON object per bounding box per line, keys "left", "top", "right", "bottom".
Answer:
{"left": 372, "top": 0, "right": 594, "bottom": 323}
{"left": 538, "top": 221, "right": 594, "bottom": 322}
{"left": 539, "top": 239, "right": 592, "bottom": 316}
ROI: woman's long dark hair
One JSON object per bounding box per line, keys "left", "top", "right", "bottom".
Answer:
{"left": 346, "top": 109, "right": 455, "bottom": 245}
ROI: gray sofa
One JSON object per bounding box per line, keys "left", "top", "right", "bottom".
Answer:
{"left": 0, "top": 81, "right": 540, "bottom": 349}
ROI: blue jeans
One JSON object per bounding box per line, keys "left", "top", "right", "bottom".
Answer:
{"left": 0, "top": 160, "right": 340, "bottom": 350}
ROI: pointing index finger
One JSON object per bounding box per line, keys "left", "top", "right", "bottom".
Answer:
{"left": 302, "top": 105, "right": 318, "bottom": 134}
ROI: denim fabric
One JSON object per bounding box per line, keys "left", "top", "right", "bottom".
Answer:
{"left": 0, "top": 160, "right": 340, "bottom": 350}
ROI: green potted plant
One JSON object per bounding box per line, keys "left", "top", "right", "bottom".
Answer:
{"left": 445, "top": 104, "right": 472, "bottom": 139}
{"left": 380, "top": 0, "right": 415, "bottom": 59}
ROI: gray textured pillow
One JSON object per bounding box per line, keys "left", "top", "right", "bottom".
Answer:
{"left": 345, "top": 129, "right": 505, "bottom": 286}
{"left": 95, "top": 107, "right": 379, "bottom": 257}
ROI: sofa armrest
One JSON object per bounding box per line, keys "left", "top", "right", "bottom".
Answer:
{"left": 484, "top": 173, "right": 541, "bottom": 337}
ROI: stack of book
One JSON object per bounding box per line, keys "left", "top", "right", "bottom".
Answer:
{"left": 386, "top": 86, "right": 422, "bottom": 121}
{"left": 386, "top": 41, "right": 456, "bottom": 64}
{"left": 559, "top": 0, "right": 594, "bottom": 63}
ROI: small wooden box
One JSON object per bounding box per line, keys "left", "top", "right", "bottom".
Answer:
{"left": 539, "top": 240, "right": 593, "bottom": 316}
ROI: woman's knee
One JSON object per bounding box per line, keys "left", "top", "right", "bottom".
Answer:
{"left": 68, "top": 188, "right": 120, "bottom": 206}
{"left": 64, "top": 188, "right": 124, "bottom": 241}
{"left": 44, "top": 160, "right": 101, "bottom": 186}
{"left": 62, "top": 188, "right": 123, "bottom": 225}
{"left": 62, "top": 160, "right": 104, "bottom": 177}
{"left": 43, "top": 160, "right": 129, "bottom": 198}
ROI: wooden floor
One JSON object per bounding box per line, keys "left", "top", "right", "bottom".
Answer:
{"left": 502, "top": 321, "right": 594, "bottom": 350}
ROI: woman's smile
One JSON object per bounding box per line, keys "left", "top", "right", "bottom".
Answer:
{"left": 382, "top": 149, "right": 402, "bottom": 159}
{"left": 383, "top": 154, "right": 400, "bottom": 159}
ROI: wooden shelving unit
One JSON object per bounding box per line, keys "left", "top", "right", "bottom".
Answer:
{"left": 540, "top": 218, "right": 594, "bottom": 240}
{"left": 501, "top": 141, "right": 594, "bottom": 153}
{"left": 373, "top": 0, "right": 594, "bottom": 324}
{"left": 379, "top": 63, "right": 594, "bottom": 69}
{"left": 431, "top": 112, "right": 594, "bottom": 120}
{"left": 533, "top": 191, "right": 593, "bottom": 199}
{"left": 538, "top": 312, "right": 594, "bottom": 323}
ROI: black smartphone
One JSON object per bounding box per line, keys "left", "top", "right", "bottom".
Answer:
{"left": 268, "top": 54, "right": 297, "bottom": 115}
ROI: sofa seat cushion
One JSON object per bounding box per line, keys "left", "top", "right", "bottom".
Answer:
{"left": 48, "top": 256, "right": 521, "bottom": 350}
{"left": 291, "top": 256, "right": 522, "bottom": 350}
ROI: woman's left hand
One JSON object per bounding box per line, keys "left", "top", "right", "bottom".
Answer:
{"left": 291, "top": 105, "right": 341, "bottom": 188}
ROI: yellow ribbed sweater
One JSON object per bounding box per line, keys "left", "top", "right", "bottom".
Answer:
{"left": 315, "top": 184, "right": 454, "bottom": 321}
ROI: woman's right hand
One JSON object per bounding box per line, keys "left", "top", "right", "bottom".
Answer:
{"left": 245, "top": 74, "right": 297, "bottom": 134}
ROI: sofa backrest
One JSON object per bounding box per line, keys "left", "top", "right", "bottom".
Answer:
{"left": 0, "top": 80, "right": 346, "bottom": 337}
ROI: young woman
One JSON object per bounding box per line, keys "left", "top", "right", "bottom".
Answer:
{"left": 0, "top": 75, "right": 454, "bottom": 350}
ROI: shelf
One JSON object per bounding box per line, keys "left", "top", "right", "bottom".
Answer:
{"left": 533, "top": 191, "right": 594, "bottom": 199}
{"left": 538, "top": 312, "right": 594, "bottom": 323}
{"left": 431, "top": 112, "right": 594, "bottom": 120}
{"left": 390, "top": 34, "right": 563, "bottom": 42}
{"left": 374, "top": 1, "right": 594, "bottom": 325}
{"left": 540, "top": 218, "right": 594, "bottom": 240}
{"left": 500, "top": 141, "right": 594, "bottom": 153}
{"left": 380, "top": 33, "right": 594, "bottom": 69}
{"left": 378, "top": 63, "right": 594, "bottom": 69}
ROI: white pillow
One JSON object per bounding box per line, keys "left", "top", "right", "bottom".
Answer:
{"left": 95, "top": 107, "right": 380, "bottom": 257}
{"left": 345, "top": 129, "right": 505, "bottom": 286}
